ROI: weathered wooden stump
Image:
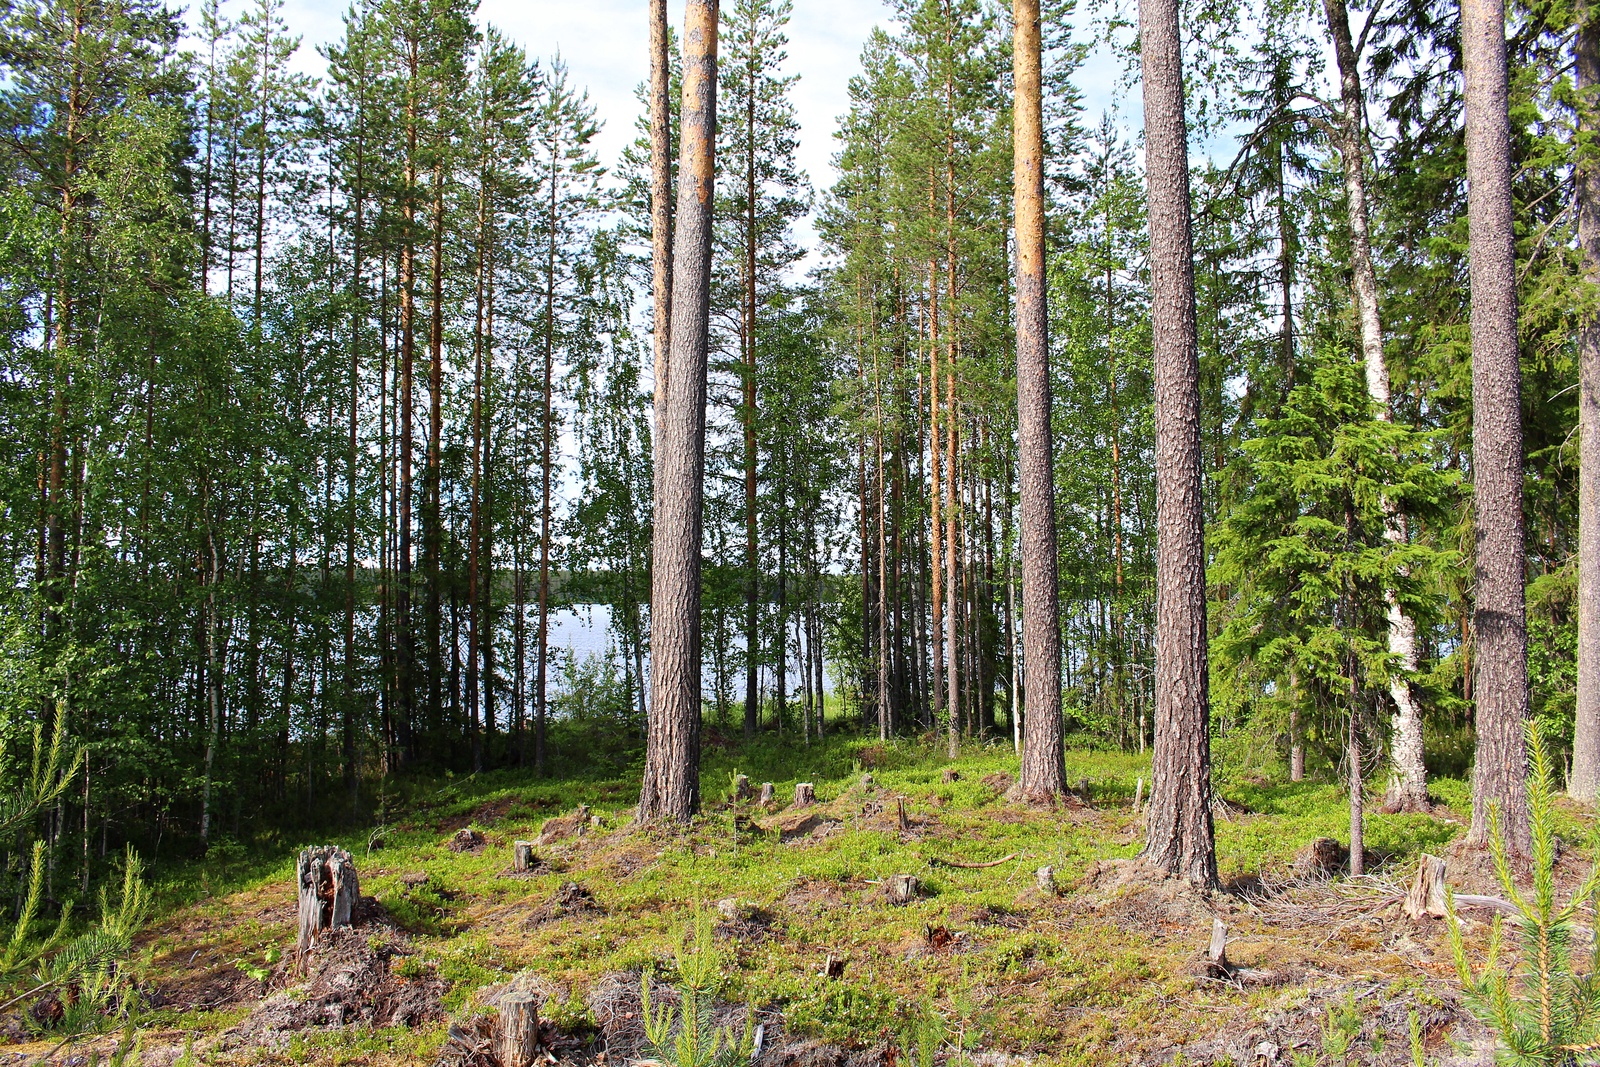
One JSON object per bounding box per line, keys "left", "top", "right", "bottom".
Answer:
{"left": 1035, "top": 866, "right": 1056, "bottom": 896}
{"left": 886, "top": 874, "right": 920, "bottom": 905}
{"left": 495, "top": 972, "right": 543, "bottom": 1067}
{"left": 1208, "top": 917, "right": 1228, "bottom": 969}
{"left": 794, "top": 782, "right": 816, "bottom": 807}
{"left": 759, "top": 782, "right": 775, "bottom": 805}
{"left": 860, "top": 773, "right": 875, "bottom": 790}
{"left": 941, "top": 768, "right": 960, "bottom": 783}
{"left": 1403, "top": 854, "right": 1448, "bottom": 919}
{"left": 1133, "top": 777, "right": 1144, "bottom": 814}
{"left": 820, "top": 954, "right": 846, "bottom": 979}
{"left": 1186, "top": 916, "right": 1234, "bottom": 980}
{"left": 296, "top": 846, "right": 360, "bottom": 955}
{"left": 734, "top": 774, "right": 752, "bottom": 800}
{"left": 513, "top": 841, "right": 537, "bottom": 873}
{"left": 896, "top": 796, "right": 910, "bottom": 832}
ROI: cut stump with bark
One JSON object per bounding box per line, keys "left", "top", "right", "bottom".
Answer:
{"left": 1403, "top": 853, "right": 1449, "bottom": 919}
{"left": 734, "top": 774, "right": 752, "bottom": 800}
{"left": 942, "top": 769, "right": 961, "bottom": 783}
{"left": 896, "top": 797, "right": 910, "bottom": 832}
{"left": 1036, "top": 866, "right": 1056, "bottom": 896}
{"left": 513, "top": 842, "right": 537, "bottom": 873}
{"left": 759, "top": 782, "right": 775, "bottom": 805}
{"left": 495, "top": 972, "right": 543, "bottom": 1067}
{"left": 296, "top": 846, "right": 360, "bottom": 955}
{"left": 886, "top": 874, "right": 920, "bottom": 905}
{"left": 794, "top": 783, "right": 816, "bottom": 807}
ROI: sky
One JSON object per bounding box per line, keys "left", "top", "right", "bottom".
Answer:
{"left": 203, "top": 0, "right": 1137, "bottom": 259}
{"left": 251, "top": 0, "right": 896, "bottom": 209}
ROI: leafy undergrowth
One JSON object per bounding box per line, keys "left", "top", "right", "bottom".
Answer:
{"left": 4, "top": 732, "right": 1561, "bottom": 1066}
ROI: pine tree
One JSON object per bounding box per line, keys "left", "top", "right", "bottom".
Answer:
{"left": 1012, "top": 0, "right": 1065, "bottom": 800}
{"left": 1139, "top": 0, "right": 1218, "bottom": 887}
{"left": 641, "top": 0, "right": 719, "bottom": 822}
{"left": 1463, "top": 0, "right": 1531, "bottom": 855}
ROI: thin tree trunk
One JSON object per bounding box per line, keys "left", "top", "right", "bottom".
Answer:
{"left": 426, "top": 160, "right": 446, "bottom": 737}
{"left": 1013, "top": 0, "right": 1065, "bottom": 798}
{"left": 928, "top": 245, "right": 946, "bottom": 739}
{"left": 648, "top": 0, "right": 673, "bottom": 742}
{"left": 1462, "top": 0, "right": 1531, "bottom": 855}
{"left": 397, "top": 37, "right": 419, "bottom": 761}
{"left": 344, "top": 117, "right": 364, "bottom": 814}
{"left": 1138, "top": 0, "right": 1218, "bottom": 887}
{"left": 536, "top": 150, "right": 559, "bottom": 777}
{"left": 650, "top": 0, "right": 673, "bottom": 514}
{"left": 469, "top": 168, "right": 487, "bottom": 777}
{"left": 1323, "top": 0, "right": 1429, "bottom": 812}
{"left": 1574, "top": 10, "right": 1600, "bottom": 802}
{"left": 742, "top": 51, "right": 760, "bottom": 740}
{"left": 641, "top": 0, "right": 718, "bottom": 822}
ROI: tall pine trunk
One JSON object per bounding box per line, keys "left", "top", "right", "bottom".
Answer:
{"left": 426, "top": 161, "right": 446, "bottom": 738}
{"left": 641, "top": 0, "right": 718, "bottom": 822}
{"left": 1462, "top": 0, "right": 1531, "bottom": 854}
{"left": 742, "top": 53, "right": 760, "bottom": 740}
{"left": 1573, "top": 10, "right": 1600, "bottom": 802}
{"left": 536, "top": 153, "right": 559, "bottom": 777}
{"left": 1139, "top": 0, "right": 1218, "bottom": 886}
{"left": 1013, "top": 0, "right": 1065, "bottom": 799}
{"left": 396, "top": 37, "right": 419, "bottom": 762}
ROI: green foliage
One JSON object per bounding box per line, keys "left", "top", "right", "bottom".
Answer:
{"left": 641, "top": 908, "right": 753, "bottom": 1067}
{"left": 1447, "top": 724, "right": 1600, "bottom": 1064}
{"left": 12, "top": 847, "right": 149, "bottom": 1038}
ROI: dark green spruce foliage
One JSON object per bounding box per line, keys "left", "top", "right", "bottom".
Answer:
{"left": 1211, "top": 353, "right": 1455, "bottom": 760}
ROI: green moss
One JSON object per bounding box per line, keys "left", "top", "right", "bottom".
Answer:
{"left": 131, "top": 730, "right": 1521, "bottom": 1064}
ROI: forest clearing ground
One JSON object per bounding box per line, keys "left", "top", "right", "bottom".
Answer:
{"left": 9, "top": 735, "right": 1581, "bottom": 1066}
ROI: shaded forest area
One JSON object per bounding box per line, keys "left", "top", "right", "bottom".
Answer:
{"left": 0, "top": 0, "right": 1593, "bottom": 908}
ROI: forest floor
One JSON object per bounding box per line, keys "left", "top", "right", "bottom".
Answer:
{"left": 4, "top": 730, "right": 1586, "bottom": 1067}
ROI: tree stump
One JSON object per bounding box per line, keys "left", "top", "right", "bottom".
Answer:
{"left": 820, "top": 954, "right": 846, "bottom": 979}
{"left": 941, "top": 769, "right": 960, "bottom": 783}
{"left": 513, "top": 841, "right": 537, "bottom": 873}
{"left": 1133, "top": 777, "right": 1144, "bottom": 813}
{"left": 896, "top": 796, "right": 910, "bottom": 832}
{"left": 296, "top": 846, "right": 359, "bottom": 955}
{"left": 1208, "top": 917, "right": 1228, "bottom": 968}
{"left": 886, "top": 874, "right": 920, "bottom": 905}
{"left": 794, "top": 782, "right": 816, "bottom": 807}
{"left": 860, "top": 773, "right": 875, "bottom": 790}
{"left": 1404, "top": 854, "right": 1448, "bottom": 919}
{"left": 1035, "top": 866, "right": 1056, "bottom": 896}
{"left": 495, "top": 972, "right": 543, "bottom": 1067}
{"left": 759, "top": 782, "right": 775, "bottom": 804}
{"left": 734, "top": 774, "right": 752, "bottom": 800}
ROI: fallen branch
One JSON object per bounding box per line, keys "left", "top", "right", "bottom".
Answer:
{"left": 929, "top": 852, "right": 1019, "bottom": 870}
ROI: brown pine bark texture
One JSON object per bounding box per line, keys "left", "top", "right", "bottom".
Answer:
{"left": 1462, "top": 0, "right": 1531, "bottom": 854}
{"left": 1012, "top": 0, "right": 1065, "bottom": 800}
{"left": 642, "top": 0, "right": 718, "bottom": 823}
{"left": 1137, "top": 0, "right": 1218, "bottom": 887}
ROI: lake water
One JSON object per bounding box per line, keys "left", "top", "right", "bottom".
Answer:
{"left": 542, "top": 603, "right": 833, "bottom": 696}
